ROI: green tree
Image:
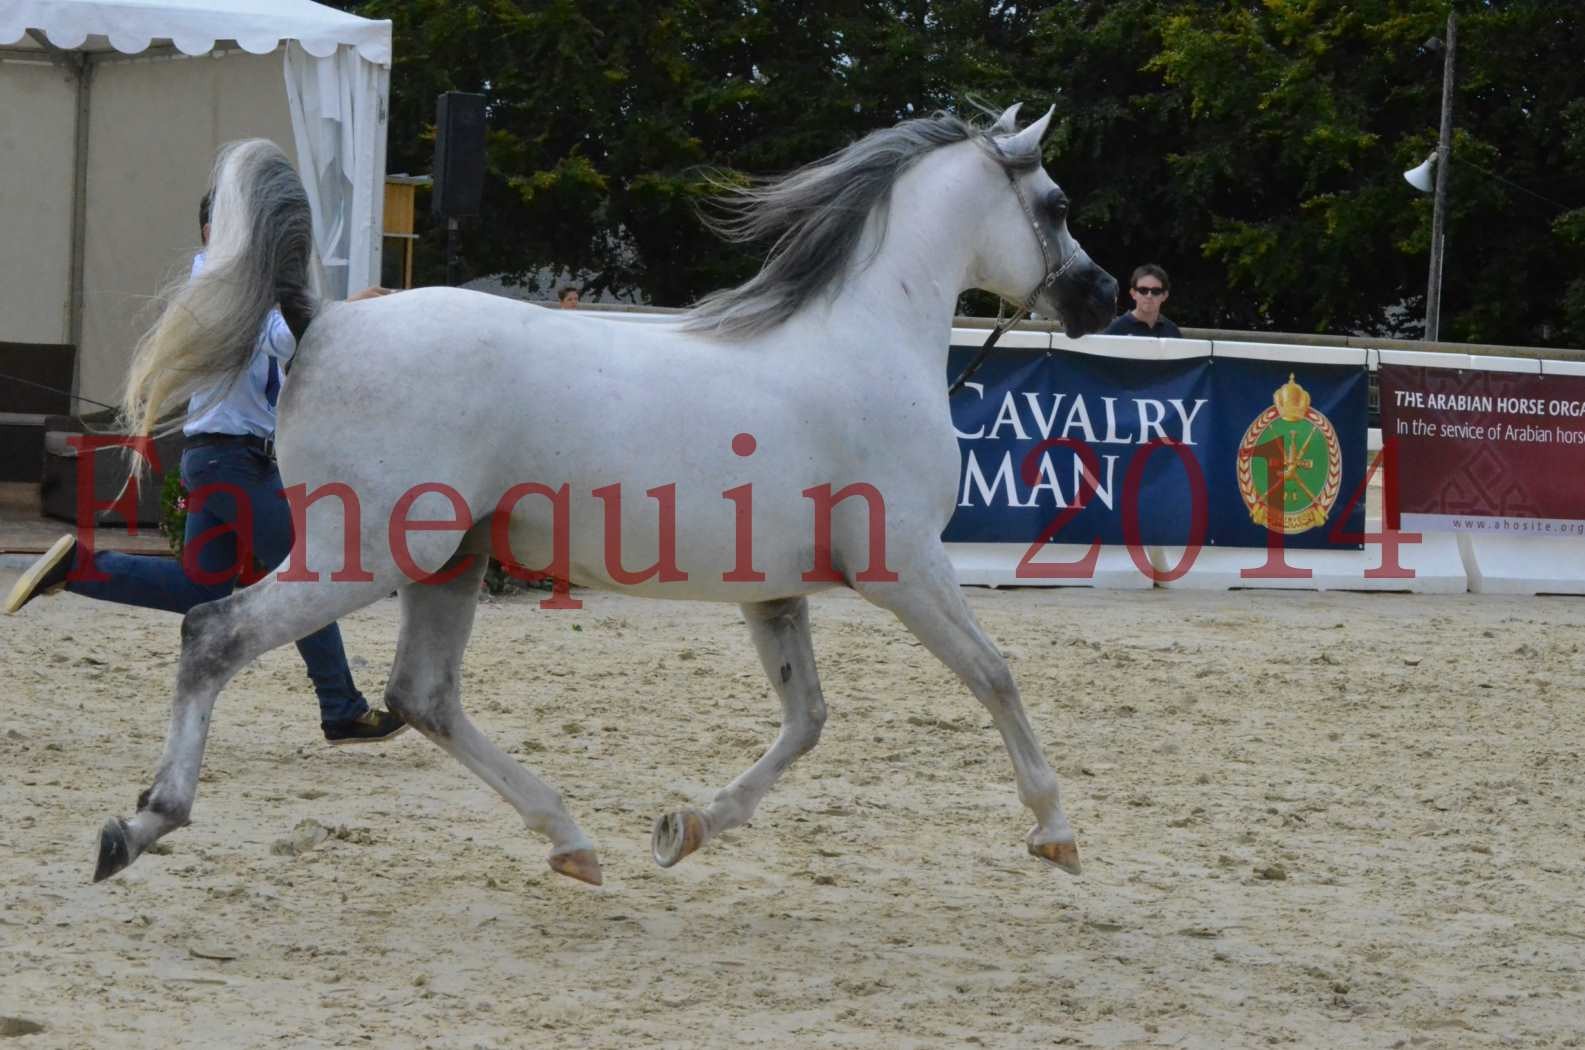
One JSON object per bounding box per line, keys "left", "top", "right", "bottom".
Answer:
{"left": 1023, "top": 0, "right": 1583, "bottom": 344}
{"left": 339, "top": 1, "right": 1583, "bottom": 346}
{"left": 1559, "top": 99, "right": 1585, "bottom": 342}
{"left": 348, "top": 1, "right": 978, "bottom": 301}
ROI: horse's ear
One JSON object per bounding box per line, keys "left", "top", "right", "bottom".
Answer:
{"left": 1003, "top": 105, "right": 1055, "bottom": 155}
{"left": 991, "top": 102, "right": 1022, "bottom": 134}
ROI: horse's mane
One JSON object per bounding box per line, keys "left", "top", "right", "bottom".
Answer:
{"left": 681, "top": 111, "right": 1041, "bottom": 339}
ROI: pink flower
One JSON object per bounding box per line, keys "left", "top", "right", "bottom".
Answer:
{"left": 176, "top": 497, "right": 188, "bottom": 511}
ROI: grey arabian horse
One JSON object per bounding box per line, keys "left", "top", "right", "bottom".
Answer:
{"left": 98, "top": 103, "right": 1117, "bottom": 886}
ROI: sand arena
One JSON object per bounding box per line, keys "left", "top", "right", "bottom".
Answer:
{"left": 2, "top": 579, "right": 1582, "bottom": 1048}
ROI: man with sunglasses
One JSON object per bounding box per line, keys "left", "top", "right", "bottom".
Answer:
{"left": 1103, "top": 264, "right": 1182, "bottom": 338}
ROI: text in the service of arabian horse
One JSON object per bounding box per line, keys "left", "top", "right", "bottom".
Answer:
{"left": 1380, "top": 364, "right": 1585, "bottom": 535}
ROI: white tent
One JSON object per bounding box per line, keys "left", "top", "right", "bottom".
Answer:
{"left": 0, "top": 0, "right": 392, "bottom": 406}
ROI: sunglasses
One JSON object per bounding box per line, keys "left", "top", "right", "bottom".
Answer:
{"left": 1133, "top": 286, "right": 1167, "bottom": 297}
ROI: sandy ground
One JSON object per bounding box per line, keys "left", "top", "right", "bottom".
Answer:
{"left": 1, "top": 577, "right": 1582, "bottom": 1049}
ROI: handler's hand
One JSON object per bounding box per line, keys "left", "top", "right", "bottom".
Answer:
{"left": 348, "top": 286, "right": 393, "bottom": 302}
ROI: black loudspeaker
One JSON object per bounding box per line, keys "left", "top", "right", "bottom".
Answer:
{"left": 432, "top": 91, "right": 486, "bottom": 218}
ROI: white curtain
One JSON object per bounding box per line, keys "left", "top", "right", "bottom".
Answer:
{"left": 283, "top": 42, "right": 389, "bottom": 300}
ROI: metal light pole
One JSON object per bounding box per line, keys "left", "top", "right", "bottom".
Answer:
{"left": 1424, "top": 12, "right": 1456, "bottom": 342}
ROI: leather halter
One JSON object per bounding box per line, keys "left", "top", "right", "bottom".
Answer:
{"left": 947, "top": 150, "right": 1084, "bottom": 397}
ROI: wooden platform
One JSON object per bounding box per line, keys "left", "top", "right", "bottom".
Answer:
{"left": 0, "top": 482, "right": 168, "bottom": 556}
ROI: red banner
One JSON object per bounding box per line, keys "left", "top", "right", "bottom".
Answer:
{"left": 1379, "top": 364, "right": 1585, "bottom": 535}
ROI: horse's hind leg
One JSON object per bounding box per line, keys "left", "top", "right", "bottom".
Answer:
{"left": 384, "top": 529, "right": 601, "bottom": 885}
{"left": 652, "top": 597, "right": 826, "bottom": 867}
{"left": 95, "top": 570, "right": 397, "bottom": 881}
{"left": 855, "top": 543, "right": 1080, "bottom": 874}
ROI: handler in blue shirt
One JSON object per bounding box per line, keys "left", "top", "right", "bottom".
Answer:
{"left": 5, "top": 193, "right": 405, "bottom": 745}
{"left": 1102, "top": 263, "right": 1182, "bottom": 338}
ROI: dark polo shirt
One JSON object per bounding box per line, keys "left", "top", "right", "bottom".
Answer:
{"left": 1102, "top": 312, "right": 1182, "bottom": 338}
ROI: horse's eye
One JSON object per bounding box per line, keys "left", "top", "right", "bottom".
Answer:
{"left": 1045, "top": 189, "right": 1069, "bottom": 221}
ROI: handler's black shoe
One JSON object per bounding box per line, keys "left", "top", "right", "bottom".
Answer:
{"left": 5, "top": 534, "right": 77, "bottom": 615}
{"left": 323, "top": 708, "right": 409, "bottom": 746}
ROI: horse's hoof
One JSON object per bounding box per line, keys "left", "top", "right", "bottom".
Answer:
{"left": 1028, "top": 836, "right": 1082, "bottom": 876}
{"left": 548, "top": 848, "right": 604, "bottom": 886}
{"left": 93, "top": 817, "right": 134, "bottom": 883}
{"left": 651, "top": 808, "right": 707, "bottom": 868}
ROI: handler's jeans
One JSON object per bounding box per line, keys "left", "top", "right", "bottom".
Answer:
{"left": 68, "top": 442, "right": 369, "bottom": 724}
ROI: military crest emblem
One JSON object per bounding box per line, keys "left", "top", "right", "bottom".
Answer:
{"left": 1236, "top": 373, "right": 1342, "bottom": 533}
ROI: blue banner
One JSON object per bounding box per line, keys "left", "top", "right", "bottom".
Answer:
{"left": 1205, "top": 355, "right": 1368, "bottom": 551}
{"left": 943, "top": 347, "right": 1367, "bottom": 551}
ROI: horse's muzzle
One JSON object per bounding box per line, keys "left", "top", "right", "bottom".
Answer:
{"left": 1046, "top": 251, "right": 1118, "bottom": 339}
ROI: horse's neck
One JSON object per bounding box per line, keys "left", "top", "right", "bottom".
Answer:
{"left": 829, "top": 148, "right": 985, "bottom": 359}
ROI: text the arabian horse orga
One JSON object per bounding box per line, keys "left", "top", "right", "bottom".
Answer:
{"left": 98, "top": 103, "right": 1118, "bottom": 886}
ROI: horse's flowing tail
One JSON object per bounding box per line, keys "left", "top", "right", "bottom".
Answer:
{"left": 121, "top": 139, "right": 317, "bottom": 443}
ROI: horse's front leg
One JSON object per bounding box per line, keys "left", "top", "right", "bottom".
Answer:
{"left": 856, "top": 543, "right": 1080, "bottom": 874}
{"left": 652, "top": 597, "right": 827, "bottom": 867}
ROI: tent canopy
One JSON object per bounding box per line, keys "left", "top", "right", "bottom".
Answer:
{"left": 1, "top": 0, "right": 390, "bottom": 63}
{"left": 0, "top": 0, "right": 391, "bottom": 406}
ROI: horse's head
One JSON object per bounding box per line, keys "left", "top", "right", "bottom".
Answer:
{"left": 973, "top": 104, "right": 1118, "bottom": 339}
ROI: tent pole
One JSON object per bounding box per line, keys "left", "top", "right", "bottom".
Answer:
{"left": 370, "top": 63, "right": 391, "bottom": 290}
{"left": 68, "top": 56, "right": 92, "bottom": 401}
{"left": 26, "top": 30, "right": 91, "bottom": 403}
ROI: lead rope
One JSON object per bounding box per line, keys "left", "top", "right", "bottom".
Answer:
{"left": 946, "top": 298, "right": 1033, "bottom": 397}
{"left": 0, "top": 370, "right": 119, "bottom": 413}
